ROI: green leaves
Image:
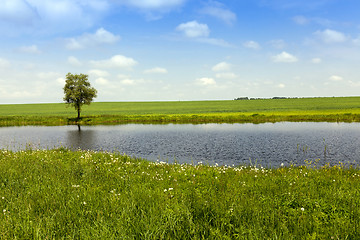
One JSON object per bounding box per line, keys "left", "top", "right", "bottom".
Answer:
{"left": 63, "top": 73, "right": 97, "bottom": 118}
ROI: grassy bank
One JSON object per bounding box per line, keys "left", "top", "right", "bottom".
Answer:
{"left": 0, "top": 149, "right": 359, "bottom": 239}
{"left": 1, "top": 97, "right": 360, "bottom": 125}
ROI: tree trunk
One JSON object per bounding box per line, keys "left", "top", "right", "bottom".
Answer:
{"left": 77, "top": 108, "right": 80, "bottom": 119}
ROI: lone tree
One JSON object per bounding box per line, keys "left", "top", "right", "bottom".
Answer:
{"left": 63, "top": 73, "right": 97, "bottom": 119}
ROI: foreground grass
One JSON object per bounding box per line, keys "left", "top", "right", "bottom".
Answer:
{"left": 0, "top": 149, "right": 359, "bottom": 239}
{"left": 1, "top": 97, "right": 360, "bottom": 125}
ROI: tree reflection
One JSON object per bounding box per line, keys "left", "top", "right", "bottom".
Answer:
{"left": 66, "top": 125, "right": 95, "bottom": 150}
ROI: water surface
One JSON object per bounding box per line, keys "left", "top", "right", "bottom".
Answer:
{"left": 1, "top": 122, "right": 359, "bottom": 167}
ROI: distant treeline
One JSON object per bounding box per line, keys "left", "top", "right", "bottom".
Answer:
{"left": 234, "top": 97, "right": 300, "bottom": 100}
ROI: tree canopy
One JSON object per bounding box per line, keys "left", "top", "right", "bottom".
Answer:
{"left": 63, "top": 73, "right": 97, "bottom": 119}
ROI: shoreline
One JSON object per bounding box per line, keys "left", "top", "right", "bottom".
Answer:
{"left": 1, "top": 112, "right": 360, "bottom": 127}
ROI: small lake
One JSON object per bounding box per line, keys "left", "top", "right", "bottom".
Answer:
{"left": 1, "top": 122, "right": 360, "bottom": 167}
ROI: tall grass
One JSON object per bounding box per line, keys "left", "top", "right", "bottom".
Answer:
{"left": 0, "top": 149, "right": 359, "bottom": 239}
{"left": 1, "top": 112, "right": 360, "bottom": 126}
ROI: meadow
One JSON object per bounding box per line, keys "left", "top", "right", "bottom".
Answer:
{"left": 0, "top": 149, "right": 359, "bottom": 239}
{"left": 1, "top": 96, "right": 360, "bottom": 125}
{"left": 1, "top": 97, "right": 360, "bottom": 238}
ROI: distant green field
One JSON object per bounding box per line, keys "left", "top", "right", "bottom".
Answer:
{"left": 1, "top": 97, "right": 360, "bottom": 116}
{"left": 0, "top": 97, "right": 360, "bottom": 125}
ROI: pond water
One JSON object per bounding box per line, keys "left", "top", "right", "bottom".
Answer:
{"left": 0, "top": 122, "right": 360, "bottom": 167}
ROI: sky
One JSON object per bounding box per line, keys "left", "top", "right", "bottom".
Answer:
{"left": 1, "top": 0, "right": 360, "bottom": 103}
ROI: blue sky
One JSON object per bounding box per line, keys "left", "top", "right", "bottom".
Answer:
{"left": 1, "top": 0, "right": 360, "bottom": 103}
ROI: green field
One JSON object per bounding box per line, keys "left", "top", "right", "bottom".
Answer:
{"left": 1, "top": 96, "right": 360, "bottom": 125}
{"left": 0, "top": 149, "right": 359, "bottom": 239}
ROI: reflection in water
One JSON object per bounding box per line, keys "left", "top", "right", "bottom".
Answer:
{"left": 66, "top": 126, "right": 96, "bottom": 150}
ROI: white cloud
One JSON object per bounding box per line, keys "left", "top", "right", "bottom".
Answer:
{"left": 314, "top": 29, "right": 347, "bottom": 43}
{"left": 259, "top": 0, "right": 333, "bottom": 10}
{"left": 200, "top": 2, "right": 236, "bottom": 25}
{"left": 175, "top": 20, "right": 232, "bottom": 47}
{"left": 117, "top": 74, "right": 129, "bottom": 79}
{"left": 38, "top": 72, "right": 61, "bottom": 79}
{"left": 311, "top": 58, "right": 322, "bottom": 64}
{"left": 95, "top": 77, "right": 109, "bottom": 85}
{"left": 176, "top": 21, "right": 210, "bottom": 38}
{"left": 68, "top": 56, "right": 82, "bottom": 66}
{"left": 91, "top": 28, "right": 120, "bottom": 43}
{"left": 347, "top": 80, "right": 360, "bottom": 87}
{"left": 56, "top": 77, "right": 65, "bottom": 86}
{"left": 0, "top": 0, "right": 110, "bottom": 34}
{"left": 66, "top": 28, "right": 120, "bottom": 50}
{"left": 144, "top": 67, "right": 168, "bottom": 74}
{"left": 196, "top": 77, "right": 216, "bottom": 86}
{"left": 197, "top": 38, "right": 233, "bottom": 47}
{"left": 352, "top": 36, "right": 360, "bottom": 46}
{"left": 243, "top": 41, "right": 260, "bottom": 50}
{"left": 277, "top": 83, "right": 285, "bottom": 88}
{"left": 89, "top": 69, "right": 109, "bottom": 77}
{"left": 116, "top": 0, "right": 186, "bottom": 20}
{"left": 292, "top": 15, "right": 309, "bottom": 25}
{"left": 119, "top": 0, "right": 186, "bottom": 10}
{"left": 120, "top": 79, "right": 136, "bottom": 85}
{"left": 90, "top": 55, "right": 138, "bottom": 69}
{"left": 272, "top": 52, "right": 298, "bottom": 63}
{"left": 212, "top": 62, "right": 231, "bottom": 72}
{"left": 215, "top": 72, "right": 237, "bottom": 79}
{"left": 65, "top": 39, "right": 83, "bottom": 50}
{"left": 269, "top": 39, "right": 286, "bottom": 49}
{"left": 0, "top": 0, "right": 38, "bottom": 25}
{"left": 199, "top": 38, "right": 233, "bottom": 47}
{"left": 312, "top": 17, "right": 333, "bottom": 27}
{"left": 329, "top": 75, "right": 343, "bottom": 81}
{"left": 0, "top": 89, "right": 41, "bottom": 99}
{"left": 37, "top": 1, "right": 109, "bottom": 25}
{"left": 17, "top": 45, "right": 41, "bottom": 54}
{"left": 0, "top": 58, "right": 11, "bottom": 68}
{"left": 293, "top": 15, "right": 333, "bottom": 27}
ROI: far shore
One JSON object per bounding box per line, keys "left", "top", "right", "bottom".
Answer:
{"left": 1, "top": 96, "right": 360, "bottom": 126}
